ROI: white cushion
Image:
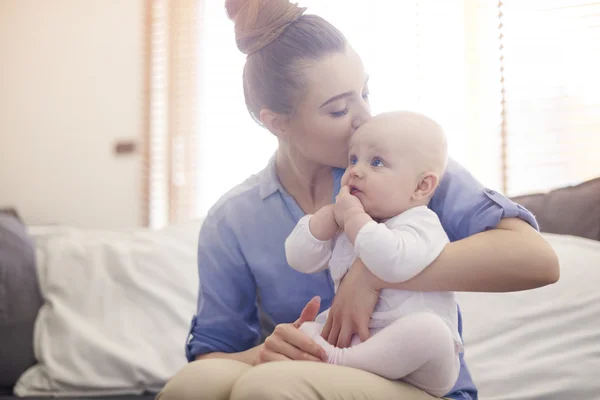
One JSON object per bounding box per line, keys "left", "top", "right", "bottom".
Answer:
{"left": 457, "top": 233, "right": 600, "bottom": 400}
{"left": 14, "top": 220, "right": 202, "bottom": 397}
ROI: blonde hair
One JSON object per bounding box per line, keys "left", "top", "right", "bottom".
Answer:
{"left": 225, "top": 0, "right": 347, "bottom": 124}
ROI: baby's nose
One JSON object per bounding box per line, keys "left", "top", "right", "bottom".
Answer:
{"left": 350, "top": 164, "right": 363, "bottom": 178}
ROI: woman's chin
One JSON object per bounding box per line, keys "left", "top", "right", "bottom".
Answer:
{"left": 326, "top": 153, "right": 350, "bottom": 169}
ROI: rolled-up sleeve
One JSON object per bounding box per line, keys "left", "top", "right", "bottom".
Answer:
{"left": 430, "top": 158, "right": 539, "bottom": 241}
{"left": 185, "top": 214, "right": 261, "bottom": 362}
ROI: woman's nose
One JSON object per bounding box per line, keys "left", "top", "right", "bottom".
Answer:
{"left": 351, "top": 102, "right": 372, "bottom": 132}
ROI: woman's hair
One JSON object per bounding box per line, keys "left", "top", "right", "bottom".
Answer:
{"left": 225, "top": 0, "right": 347, "bottom": 125}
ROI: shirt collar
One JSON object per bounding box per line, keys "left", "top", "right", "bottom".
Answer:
{"left": 259, "top": 154, "right": 347, "bottom": 201}
{"left": 259, "top": 154, "right": 283, "bottom": 200}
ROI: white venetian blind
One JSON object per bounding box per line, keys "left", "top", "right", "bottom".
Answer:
{"left": 143, "top": 0, "right": 200, "bottom": 228}
{"left": 498, "top": 0, "right": 600, "bottom": 196}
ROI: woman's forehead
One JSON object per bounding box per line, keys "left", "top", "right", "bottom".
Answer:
{"left": 303, "top": 46, "right": 367, "bottom": 104}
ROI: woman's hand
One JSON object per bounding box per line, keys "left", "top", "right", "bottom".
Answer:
{"left": 255, "top": 296, "right": 328, "bottom": 365}
{"left": 321, "top": 259, "right": 380, "bottom": 348}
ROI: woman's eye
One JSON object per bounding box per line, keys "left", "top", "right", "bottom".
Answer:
{"left": 371, "top": 158, "right": 384, "bottom": 167}
{"left": 349, "top": 155, "right": 358, "bottom": 165}
{"left": 362, "top": 91, "right": 370, "bottom": 102}
{"left": 331, "top": 108, "right": 349, "bottom": 118}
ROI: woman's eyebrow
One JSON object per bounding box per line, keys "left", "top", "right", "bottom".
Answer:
{"left": 319, "top": 76, "right": 370, "bottom": 108}
{"left": 320, "top": 91, "right": 354, "bottom": 108}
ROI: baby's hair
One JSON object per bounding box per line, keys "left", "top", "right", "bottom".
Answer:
{"left": 372, "top": 111, "right": 448, "bottom": 179}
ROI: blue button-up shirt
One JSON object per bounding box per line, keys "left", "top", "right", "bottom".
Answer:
{"left": 187, "top": 156, "right": 538, "bottom": 400}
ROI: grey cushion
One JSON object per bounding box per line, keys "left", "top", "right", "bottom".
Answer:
{"left": 0, "top": 213, "right": 42, "bottom": 389}
{"left": 511, "top": 177, "right": 600, "bottom": 241}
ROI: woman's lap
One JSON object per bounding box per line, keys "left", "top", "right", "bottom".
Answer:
{"left": 156, "top": 359, "right": 251, "bottom": 400}
{"left": 157, "top": 358, "right": 443, "bottom": 400}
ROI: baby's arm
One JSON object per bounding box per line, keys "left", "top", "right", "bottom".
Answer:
{"left": 309, "top": 204, "right": 339, "bottom": 241}
{"left": 285, "top": 205, "right": 337, "bottom": 274}
{"left": 353, "top": 209, "right": 449, "bottom": 283}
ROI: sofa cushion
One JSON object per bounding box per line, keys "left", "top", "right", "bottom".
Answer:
{"left": 457, "top": 233, "right": 600, "bottom": 400}
{"left": 511, "top": 177, "right": 600, "bottom": 241}
{"left": 13, "top": 220, "right": 202, "bottom": 397}
{"left": 0, "top": 212, "right": 43, "bottom": 390}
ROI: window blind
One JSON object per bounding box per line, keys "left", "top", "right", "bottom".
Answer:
{"left": 143, "top": 0, "right": 201, "bottom": 228}
{"left": 498, "top": 0, "right": 600, "bottom": 196}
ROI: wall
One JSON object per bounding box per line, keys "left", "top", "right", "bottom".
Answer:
{"left": 0, "top": 0, "right": 144, "bottom": 229}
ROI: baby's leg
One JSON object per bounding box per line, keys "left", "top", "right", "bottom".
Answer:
{"left": 300, "top": 313, "right": 459, "bottom": 397}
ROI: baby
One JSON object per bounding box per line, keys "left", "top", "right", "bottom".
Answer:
{"left": 285, "top": 111, "right": 461, "bottom": 397}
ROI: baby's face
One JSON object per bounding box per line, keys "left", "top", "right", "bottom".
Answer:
{"left": 345, "top": 122, "right": 420, "bottom": 219}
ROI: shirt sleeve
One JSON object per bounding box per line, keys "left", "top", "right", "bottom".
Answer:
{"left": 285, "top": 215, "right": 333, "bottom": 274}
{"left": 354, "top": 209, "right": 449, "bottom": 283}
{"left": 185, "top": 214, "right": 261, "bottom": 362}
{"left": 430, "top": 158, "right": 539, "bottom": 241}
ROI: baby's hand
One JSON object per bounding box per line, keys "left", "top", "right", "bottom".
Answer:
{"left": 341, "top": 169, "right": 351, "bottom": 187}
{"left": 334, "top": 186, "right": 364, "bottom": 228}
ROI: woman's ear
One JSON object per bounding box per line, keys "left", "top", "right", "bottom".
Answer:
{"left": 412, "top": 172, "right": 440, "bottom": 201}
{"left": 260, "top": 109, "right": 291, "bottom": 140}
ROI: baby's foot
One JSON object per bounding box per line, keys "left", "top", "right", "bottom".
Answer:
{"left": 298, "top": 322, "right": 346, "bottom": 365}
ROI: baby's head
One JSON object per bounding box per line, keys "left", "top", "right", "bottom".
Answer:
{"left": 344, "top": 111, "right": 448, "bottom": 219}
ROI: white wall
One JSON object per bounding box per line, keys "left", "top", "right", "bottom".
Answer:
{"left": 0, "top": 0, "right": 144, "bottom": 229}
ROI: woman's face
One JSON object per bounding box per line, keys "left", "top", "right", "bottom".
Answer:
{"left": 287, "top": 45, "right": 372, "bottom": 168}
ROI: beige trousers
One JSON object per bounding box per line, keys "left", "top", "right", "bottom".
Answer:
{"left": 156, "top": 359, "right": 449, "bottom": 400}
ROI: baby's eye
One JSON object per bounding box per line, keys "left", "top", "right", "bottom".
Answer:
{"left": 349, "top": 155, "right": 358, "bottom": 165}
{"left": 371, "top": 158, "right": 384, "bottom": 167}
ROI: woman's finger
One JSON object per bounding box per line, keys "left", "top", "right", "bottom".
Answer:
{"left": 326, "top": 318, "right": 342, "bottom": 346}
{"left": 280, "top": 325, "right": 327, "bottom": 361}
{"left": 258, "top": 346, "right": 292, "bottom": 364}
{"left": 293, "top": 296, "right": 321, "bottom": 328}
{"left": 336, "top": 324, "right": 353, "bottom": 348}
{"left": 264, "top": 334, "right": 322, "bottom": 362}
{"left": 357, "top": 322, "right": 371, "bottom": 343}
{"left": 321, "top": 312, "right": 333, "bottom": 340}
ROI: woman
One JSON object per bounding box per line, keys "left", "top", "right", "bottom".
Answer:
{"left": 157, "top": 0, "right": 559, "bottom": 399}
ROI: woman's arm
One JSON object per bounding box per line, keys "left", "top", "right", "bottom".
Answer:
{"left": 375, "top": 217, "right": 559, "bottom": 292}
{"left": 196, "top": 346, "right": 261, "bottom": 365}
{"left": 196, "top": 297, "right": 327, "bottom": 365}
{"left": 189, "top": 215, "right": 328, "bottom": 363}
{"left": 321, "top": 218, "right": 559, "bottom": 346}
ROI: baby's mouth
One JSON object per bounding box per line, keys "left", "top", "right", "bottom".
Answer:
{"left": 350, "top": 185, "right": 361, "bottom": 195}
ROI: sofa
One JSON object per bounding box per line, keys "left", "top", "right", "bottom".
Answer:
{"left": 1, "top": 178, "right": 599, "bottom": 400}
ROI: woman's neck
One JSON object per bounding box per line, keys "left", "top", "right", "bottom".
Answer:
{"left": 275, "top": 147, "right": 334, "bottom": 214}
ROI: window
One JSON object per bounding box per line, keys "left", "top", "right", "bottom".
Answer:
{"left": 144, "top": 0, "right": 600, "bottom": 225}
{"left": 496, "top": 0, "right": 600, "bottom": 196}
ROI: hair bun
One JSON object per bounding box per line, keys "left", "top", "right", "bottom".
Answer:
{"left": 225, "top": 0, "right": 306, "bottom": 55}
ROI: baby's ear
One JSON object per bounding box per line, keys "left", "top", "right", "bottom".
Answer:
{"left": 412, "top": 172, "right": 440, "bottom": 201}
